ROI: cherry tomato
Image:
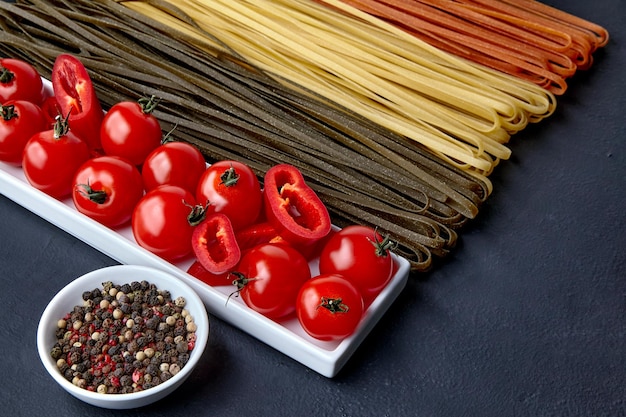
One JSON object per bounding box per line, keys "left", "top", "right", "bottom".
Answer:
{"left": 319, "top": 225, "right": 396, "bottom": 303}
{"left": 100, "top": 97, "right": 162, "bottom": 165}
{"left": 22, "top": 115, "right": 90, "bottom": 199}
{"left": 72, "top": 156, "right": 144, "bottom": 228}
{"left": 132, "top": 185, "right": 205, "bottom": 261}
{"left": 142, "top": 140, "right": 206, "bottom": 193}
{"left": 233, "top": 243, "right": 311, "bottom": 320}
{"left": 296, "top": 273, "right": 364, "bottom": 341}
{"left": 0, "top": 58, "right": 46, "bottom": 105}
{"left": 51, "top": 54, "right": 104, "bottom": 151}
{"left": 196, "top": 160, "right": 262, "bottom": 231}
{"left": 0, "top": 101, "right": 47, "bottom": 166}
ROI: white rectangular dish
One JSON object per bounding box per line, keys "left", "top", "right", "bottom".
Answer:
{"left": 0, "top": 158, "right": 409, "bottom": 377}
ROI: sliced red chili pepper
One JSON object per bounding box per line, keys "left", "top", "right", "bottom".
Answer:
{"left": 40, "top": 96, "right": 60, "bottom": 129}
{"left": 294, "top": 227, "right": 338, "bottom": 261}
{"left": 192, "top": 213, "right": 241, "bottom": 275}
{"left": 263, "top": 164, "right": 331, "bottom": 244}
{"left": 51, "top": 54, "right": 104, "bottom": 151}
{"left": 235, "top": 221, "right": 287, "bottom": 253}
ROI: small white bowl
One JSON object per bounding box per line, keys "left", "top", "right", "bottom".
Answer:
{"left": 37, "top": 265, "right": 210, "bottom": 409}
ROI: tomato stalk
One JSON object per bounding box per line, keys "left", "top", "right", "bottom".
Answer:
{"left": 0, "top": 67, "right": 15, "bottom": 83}
{"left": 53, "top": 111, "right": 72, "bottom": 139}
{"left": 137, "top": 95, "right": 161, "bottom": 114}
{"left": 368, "top": 233, "right": 398, "bottom": 258}
{"left": 219, "top": 164, "right": 240, "bottom": 187}
{"left": 318, "top": 297, "right": 350, "bottom": 314}
{"left": 0, "top": 104, "right": 17, "bottom": 121}
{"left": 184, "top": 200, "right": 208, "bottom": 226}
{"left": 230, "top": 272, "right": 255, "bottom": 292}
{"left": 226, "top": 272, "right": 259, "bottom": 304}
{"left": 76, "top": 180, "right": 108, "bottom": 204}
{"left": 160, "top": 123, "right": 178, "bottom": 144}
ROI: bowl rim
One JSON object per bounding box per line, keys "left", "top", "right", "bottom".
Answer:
{"left": 36, "top": 264, "right": 209, "bottom": 405}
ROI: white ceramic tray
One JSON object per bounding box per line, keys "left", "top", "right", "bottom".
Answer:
{"left": 0, "top": 81, "right": 410, "bottom": 377}
{"left": 0, "top": 160, "right": 409, "bottom": 377}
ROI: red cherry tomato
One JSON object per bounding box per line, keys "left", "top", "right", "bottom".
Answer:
{"left": 319, "top": 225, "right": 396, "bottom": 303}
{"left": 100, "top": 97, "right": 162, "bottom": 165}
{"left": 72, "top": 156, "right": 144, "bottom": 228}
{"left": 296, "top": 273, "right": 364, "bottom": 341}
{"left": 132, "top": 185, "right": 204, "bottom": 261}
{"left": 142, "top": 140, "right": 206, "bottom": 193}
{"left": 196, "top": 160, "right": 262, "bottom": 231}
{"left": 0, "top": 101, "right": 47, "bottom": 166}
{"left": 233, "top": 243, "right": 311, "bottom": 320}
{"left": 51, "top": 54, "right": 104, "bottom": 151}
{"left": 22, "top": 115, "right": 90, "bottom": 199}
{"left": 0, "top": 58, "right": 46, "bottom": 105}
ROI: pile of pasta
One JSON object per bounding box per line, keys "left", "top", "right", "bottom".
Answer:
{"left": 0, "top": 0, "right": 493, "bottom": 271}
{"left": 325, "top": 0, "right": 609, "bottom": 96}
{"left": 123, "top": 0, "right": 558, "bottom": 181}
{"left": 0, "top": 0, "right": 608, "bottom": 272}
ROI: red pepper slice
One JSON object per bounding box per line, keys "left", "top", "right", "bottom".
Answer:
{"left": 187, "top": 261, "right": 233, "bottom": 287}
{"left": 235, "top": 221, "right": 287, "bottom": 253}
{"left": 263, "top": 164, "right": 331, "bottom": 244}
{"left": 40, "top": 96, "right": 60, "bottom": 129}
{"left": 51, "top": 54, "right": 104, "bottom": 151}
{"left": 192, "top": 213, "right": 241, "bottom": 275}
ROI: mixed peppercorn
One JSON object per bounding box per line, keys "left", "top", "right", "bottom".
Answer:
{"left": 50, "top": 280, "right": 197, "bottom": 394}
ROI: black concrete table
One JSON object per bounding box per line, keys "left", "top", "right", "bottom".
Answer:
{"left": 1, "top": 1, "right": 624, "bottom": 415}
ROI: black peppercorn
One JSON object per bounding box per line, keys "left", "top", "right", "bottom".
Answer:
{"left": 120, "top": 375, "right": 132, "bottom": 387}
{"left": 178, "top": 353, "right": 190, "bottom": 366}
{"left": 52, "top": 280, "right": 198, "bottom": 394}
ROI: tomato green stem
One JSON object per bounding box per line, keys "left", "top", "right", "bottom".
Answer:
{"left": 138, "top": 95, "right": 161, "bottom": 114}
{"left": 77, "top": 180, "right": 108, "bottom": 204}
{"left": 0, "top": 67, "right": 15, "bottom": 83}
{"left": 368, "top": 231, "right": 397, "bottom": 258}
{"left": 53, "top": 111, "right": 72, "bottom": 139}
{"left": 161, "top": 123, "right": 178, "bottom": 144}
{"left": 219, "top": 164, "right": 240, "bottom": 187}
{"left": 317, "top": 297, "right": 349, "bottom": 314}
{"left": 183, "top": 200, "right": 208, "bottom": 226}
{"left": 226, "top": 272, "right": 259, "bottom": 306}
{"left": 0, "top": 104, "right": 17, "bottom": 121}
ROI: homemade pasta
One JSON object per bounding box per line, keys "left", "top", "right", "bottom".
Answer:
{"left": 0, "top": 0, "right": 494, "bottom": 270}
{"left": 122, "top": 0, "right": 557, "bottom": 177}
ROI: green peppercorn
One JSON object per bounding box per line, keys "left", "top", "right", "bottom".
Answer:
{"left": 50, "top": 346, "right": 62, "bottom": 359}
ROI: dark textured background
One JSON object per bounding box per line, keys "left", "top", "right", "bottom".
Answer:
{"left": 1, "top": 1, "right": 624, "bottom": 416}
